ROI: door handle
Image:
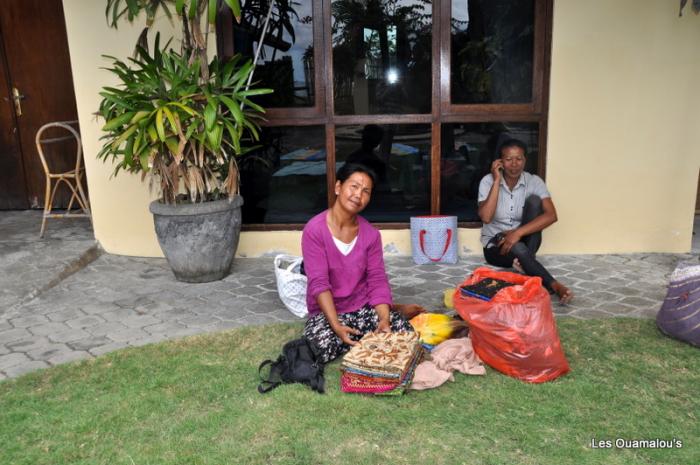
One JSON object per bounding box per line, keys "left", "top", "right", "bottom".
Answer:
{"left": 12, "top": 87, "right": 25, "bottom": 116}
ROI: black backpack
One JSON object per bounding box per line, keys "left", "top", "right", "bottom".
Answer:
{"left": 258, "top": 337, "right": 325, "bottom": 394}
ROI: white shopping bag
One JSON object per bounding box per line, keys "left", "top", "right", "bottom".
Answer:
{"left": 273, "top": 254, "right": 308, "bottom": 318}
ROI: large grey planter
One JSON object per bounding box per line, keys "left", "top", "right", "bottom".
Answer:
{"left": 149, "top": 196, "right": 244, "bottom": 283}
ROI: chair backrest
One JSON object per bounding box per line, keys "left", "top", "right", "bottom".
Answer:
{"left": 35, "top": 121, "right": 82, "bottom": 175}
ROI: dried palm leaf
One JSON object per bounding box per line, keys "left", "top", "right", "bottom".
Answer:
{"left": 223, "top": 158, "right": 240, "bottom": 197}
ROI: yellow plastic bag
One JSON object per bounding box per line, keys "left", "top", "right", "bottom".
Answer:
{"left": 409, "top": 313, "right": 464, "bottom": 345}
{"left": 443, "top": 288, "right": 456, "bottom": 309}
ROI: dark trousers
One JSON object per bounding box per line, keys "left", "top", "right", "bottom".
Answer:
{"left": 483, "top": 195, "right": 555, "bottom": 289}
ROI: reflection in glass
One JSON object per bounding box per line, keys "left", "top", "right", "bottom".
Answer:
{"left": 240, "top": 126, "right": 326, "bottom": 224}
{"left": 336, "top": 124, "right": 431, "bottom": 221}
{"left": 332, "top": 0, "right": 432, "bottom": 115}
{"left": 451, "top": 0, "right": 534, "bottom": 104}
{"left": 234, "top": 1, "right": 314, "bottom": 108}
{"left": 440, "top": 122, "right": 539, "bottom": 221}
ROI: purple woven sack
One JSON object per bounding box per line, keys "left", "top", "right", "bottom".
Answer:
{"left": 656, "top": 261, "right": 700, "bottom": 347}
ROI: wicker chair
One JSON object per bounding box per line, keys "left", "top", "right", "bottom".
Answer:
{"left": 35, "top": 121, "right": 91, "bottom": 237}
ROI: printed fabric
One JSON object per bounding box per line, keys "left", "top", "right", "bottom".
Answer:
{"left": 303, "top": 304, "right": 413, "bottom": 364}
{"left": 341, "top": 340, "right": 424, "bottom": 395}
{"left": 342, "top": 331, "right": 421, "bottom": 377}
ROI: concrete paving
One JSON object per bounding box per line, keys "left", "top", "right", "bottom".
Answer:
{"left": 0, "top": 212, "right": 99, "bottom": 315}
{"left": 0, "top": 210, "right": 696, "bottom": 380}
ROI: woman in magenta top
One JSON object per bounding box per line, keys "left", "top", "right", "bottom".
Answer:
{"left": 302, "top": 163, "right": 422, "bottom": 363}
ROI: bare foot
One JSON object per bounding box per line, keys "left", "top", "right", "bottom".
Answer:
{"left": 551, "top": 281, "right": 574, "bottom": 304}
{"left": 512, "top": 258, "right": 525, "bottom": 274}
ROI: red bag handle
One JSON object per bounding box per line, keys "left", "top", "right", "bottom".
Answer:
{"left": 419, "top": 229, "right": 453, "bottom": 262}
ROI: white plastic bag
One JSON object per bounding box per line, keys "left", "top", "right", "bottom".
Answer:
{"left": 274, "top": 254, "right": 308, "bottom": 318}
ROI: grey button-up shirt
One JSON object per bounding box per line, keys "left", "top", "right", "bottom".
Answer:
{"left": 477, "top": 171, "right": 550, "bottom": 247}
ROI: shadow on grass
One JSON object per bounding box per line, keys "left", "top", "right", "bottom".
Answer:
{"left": 1, "top": 318, "right": 698, "bottom": 465}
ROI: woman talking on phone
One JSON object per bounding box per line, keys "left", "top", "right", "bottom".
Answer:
{"left": 477, "top": 138, "right": 573, "bottom": 304}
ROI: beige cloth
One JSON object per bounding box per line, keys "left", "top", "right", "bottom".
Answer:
{"left": 410, "top": 337, "right": 485, "bottom": 390}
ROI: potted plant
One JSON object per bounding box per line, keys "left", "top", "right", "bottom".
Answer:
{"left": 97, "top": 0, "right": 272, "bottom": 282}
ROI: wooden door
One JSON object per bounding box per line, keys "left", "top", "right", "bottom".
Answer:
{"left": 0, "top": 0, "right": 80, "bottom": 209}
{"left": 0, "top": 33, "right": 26, "bottom": 209}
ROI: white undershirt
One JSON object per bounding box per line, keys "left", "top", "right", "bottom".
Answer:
{"left": 333, "top": 235, "right": 357, "bottom": 256}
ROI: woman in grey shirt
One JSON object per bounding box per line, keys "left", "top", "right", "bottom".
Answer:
{"left": 478, "top": 138, "right": 573, "bottom": 304}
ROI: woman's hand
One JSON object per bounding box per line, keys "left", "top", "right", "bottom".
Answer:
{"left": 376, "top": 318, "right": 391, "bottom": 333}
{"left": 499, "top": 229, "right": 522, "bottom": 255}
{"left": 490, "top": 159, "right": 504, "bottom": 181}
{"left": 374, "top": 304, "right": 391, "bottom": 333}
{"left": 333, "top": 324, "right": 362, "bottom": 346}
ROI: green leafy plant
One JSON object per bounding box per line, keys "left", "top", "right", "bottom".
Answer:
{"left": 98, "top": 0, "right": 272, "bottom": 204}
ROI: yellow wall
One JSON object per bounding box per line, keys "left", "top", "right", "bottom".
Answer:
{"left": 545, "top": 0, "right": 700, "bottom": 253}
{"left": 63, "top": 0, "right": 172, "bottom": 256}
{"left": 236, "top": 229, "right": 482, "bottom": 258}
{"left": 63, "top": 0, "right": 700, "bottom": 257}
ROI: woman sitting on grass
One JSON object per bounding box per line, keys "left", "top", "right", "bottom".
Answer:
{"left": 302, "top": 163, "right": 424, "bottom": 363}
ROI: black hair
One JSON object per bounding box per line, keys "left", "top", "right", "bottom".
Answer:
{"left": 498, "top": 138, "right": 527, "bottom": 157}
{"left": 336, "top": 163, "right": 377, "bottom": 187}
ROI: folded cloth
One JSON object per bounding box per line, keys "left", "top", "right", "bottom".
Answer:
{"left": 342, "top": 364, "right": 402, "bottom": 379}
{"left": 375, "top": 345, "right": 424, "bottom": 396}
{"left": 410, "top": 337, "right": 485, "bottom": 390}
{"left": 342, "top": 345, "right": 424, "bottom": 395}
{"left": 343, "top": 343, "right": 423, "bottom": 381}
{"left": 341, "top": 371, "right": 399, "bottom": 394}
{"left": 342, "top": 331, "right": 420, "bottom": 377}
{"left": 343, "top": 367, "right": 403, "bottom": 380}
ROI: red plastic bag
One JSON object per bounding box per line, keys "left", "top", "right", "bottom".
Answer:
{"left": 453, "top": 267, "right": 570, "bottom": 383}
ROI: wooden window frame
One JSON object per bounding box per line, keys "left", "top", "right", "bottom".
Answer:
{"left": 229, "top": 0, "right": 553, "bottom": 231}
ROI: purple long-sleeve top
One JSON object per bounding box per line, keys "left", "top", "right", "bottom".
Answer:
{"left": 302, "top": 210, "right": 392, "bottom": 318}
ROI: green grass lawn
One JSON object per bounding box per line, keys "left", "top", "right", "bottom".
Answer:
{"left": 1, "top": 318, "right": 697, "bottom": 465}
